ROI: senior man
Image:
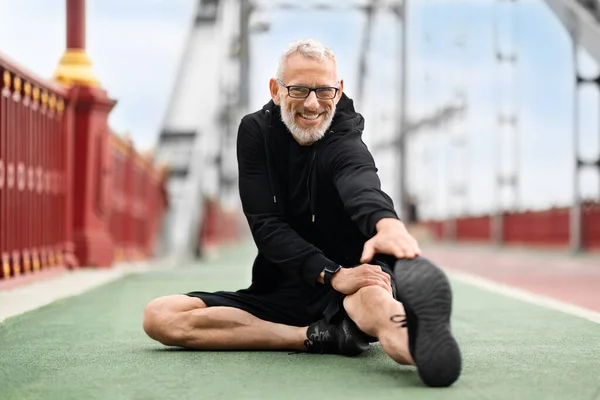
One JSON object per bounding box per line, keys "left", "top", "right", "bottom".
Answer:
{"left": 143, "top": 38, "right": 461, "bottom": 388}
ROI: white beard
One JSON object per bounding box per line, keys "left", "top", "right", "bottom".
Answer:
{"left": 280, "top": 95, "right": 336, "bottom": 146}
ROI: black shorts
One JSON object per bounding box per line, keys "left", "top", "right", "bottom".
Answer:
{"left": 186, "top": 264, "right": 397, "bottom": 327}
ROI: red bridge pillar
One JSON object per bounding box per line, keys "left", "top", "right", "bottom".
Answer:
{"left": 70, "top": 88, "right": 116, "bottom": 266}
{"left": 53, "top": 0, "right": 115, "bottom": 266}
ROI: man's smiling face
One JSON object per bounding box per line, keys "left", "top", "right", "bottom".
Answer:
{"left": 271, "top": 52, "right": 344, "bottom": 146}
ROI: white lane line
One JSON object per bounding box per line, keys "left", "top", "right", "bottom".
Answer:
{"left": 447, "top": 269, "right": 600, "bottom": 324}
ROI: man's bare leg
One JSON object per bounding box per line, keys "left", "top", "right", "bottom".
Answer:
{"left": 143, "top": 295, "right": 307, "bottom": 350}
{"left": 343, "top": 286, "right": 415, "bottom": 365}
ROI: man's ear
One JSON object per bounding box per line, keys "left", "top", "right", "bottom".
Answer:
{"left": 334, "top": 79, "right": 344, "bottom": 105}
{"left": 269, "top": 78, "right": 280, "bottom": 105}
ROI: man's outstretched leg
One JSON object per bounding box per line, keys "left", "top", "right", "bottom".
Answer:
{"left": 343, "top": 256, "right": 461, "bottom": 387}
{"left": 143, "top": 295, "right": 367, "bottom": 355}
{"left": 392, "top": 256, "right": 462, "bottom": 387}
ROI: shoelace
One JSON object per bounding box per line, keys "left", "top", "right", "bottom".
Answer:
{"left": 390, "top": 314, "right": 407, "bottom": 328}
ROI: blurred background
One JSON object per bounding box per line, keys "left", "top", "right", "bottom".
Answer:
{"left": 1, "top": 0, "right": 599, "bottom": 276}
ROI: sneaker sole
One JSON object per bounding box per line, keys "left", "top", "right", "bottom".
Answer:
{"left": 394, "top": 257, "right": 462, "bottom": 387}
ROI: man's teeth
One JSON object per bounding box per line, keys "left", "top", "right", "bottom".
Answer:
{"left": 301, "top": 113, "right": 320, "bottom": 120}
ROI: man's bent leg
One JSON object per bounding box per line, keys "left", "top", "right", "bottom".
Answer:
{"left": 143, "top": 295, "right": 308, "bottom": 351}
{"left": 345, "top": 257, "right": 463, "bottom": 387}
{"left": 343, "top": 286, "right": 415, "bottom": 365}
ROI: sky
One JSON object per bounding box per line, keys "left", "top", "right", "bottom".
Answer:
{"left": 1, "top": 0, "right": 599, "bottom": 219}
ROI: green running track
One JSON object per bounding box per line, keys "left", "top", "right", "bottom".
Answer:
{"left": 1, "top": 241, "right": 599, "bottom": 400}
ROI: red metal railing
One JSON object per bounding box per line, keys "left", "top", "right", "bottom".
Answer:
{"left": 109, "top": 133, "right": 167, "bottom": 260}
{"left": 503, "top": 208, "right": 570, "bottom": 247}
{"left": 1, "top": 58, "right": 71, "bottom": 280}
{"left": 582, "top": 202, "right": 600, "bottom": 250}
{"left": 425, "top": 220, "right": 445, "bottom": 240}
{"left": 198, "top": 197, "right": 241, "bottom": 253}
{"left": 456, "top": 216, "right": 491, "bottom": 242}
{"left": 422, "top": 204, "right": 600, "bottom": 251}
{"left": 1, "top": 52, "right": 168, "bottom": 284}
{"left": 109, "top": 134, "right": 128, "bottom": 260}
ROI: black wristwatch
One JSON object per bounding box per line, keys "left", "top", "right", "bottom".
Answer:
{"left": 323, "top": 265, "right": 342, "bottom": 287}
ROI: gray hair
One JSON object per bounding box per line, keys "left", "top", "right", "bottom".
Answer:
{"left": 275, "top": 39, "right": 338, "bottom": 81}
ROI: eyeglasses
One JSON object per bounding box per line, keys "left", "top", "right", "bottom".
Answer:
{"left": 277, "top": 79, "right": 339, "bottom": 100}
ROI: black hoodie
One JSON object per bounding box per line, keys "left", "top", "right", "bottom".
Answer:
{"left": 236, "top": 93, "right": 399, "bottom": 294}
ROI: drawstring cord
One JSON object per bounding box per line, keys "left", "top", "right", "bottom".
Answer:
{"left": 263, "top": 109, "right": 277, "bottom": 204}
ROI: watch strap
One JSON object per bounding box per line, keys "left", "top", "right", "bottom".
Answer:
{"left": 323, "top": 265, "right": 342, "bottom": 287}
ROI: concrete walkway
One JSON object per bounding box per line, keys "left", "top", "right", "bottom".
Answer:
{"left": 0, "top": 259, "right": 170, "bottom": 323}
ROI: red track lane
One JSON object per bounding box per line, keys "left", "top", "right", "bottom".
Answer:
{"left": 425, "top": 244, "right": 600, "bottom": 313}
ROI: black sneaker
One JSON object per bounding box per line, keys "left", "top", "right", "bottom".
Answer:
{"left": 305, "top": 317, "right": 370, "bottom": 356}
{"left": 394, "top": 256, "right": 462, "bottom": 387}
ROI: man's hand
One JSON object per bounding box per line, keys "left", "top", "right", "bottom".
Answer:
{"left": 361, "top": 218, "right": 421, "bottom": 263}
{"left": 330, "top": 264, "right": 393, "bottom": 295}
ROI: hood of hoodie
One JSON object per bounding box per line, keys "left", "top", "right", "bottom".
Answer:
{"left": 260, "top": 93, "right": 364, "bottom": 222}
